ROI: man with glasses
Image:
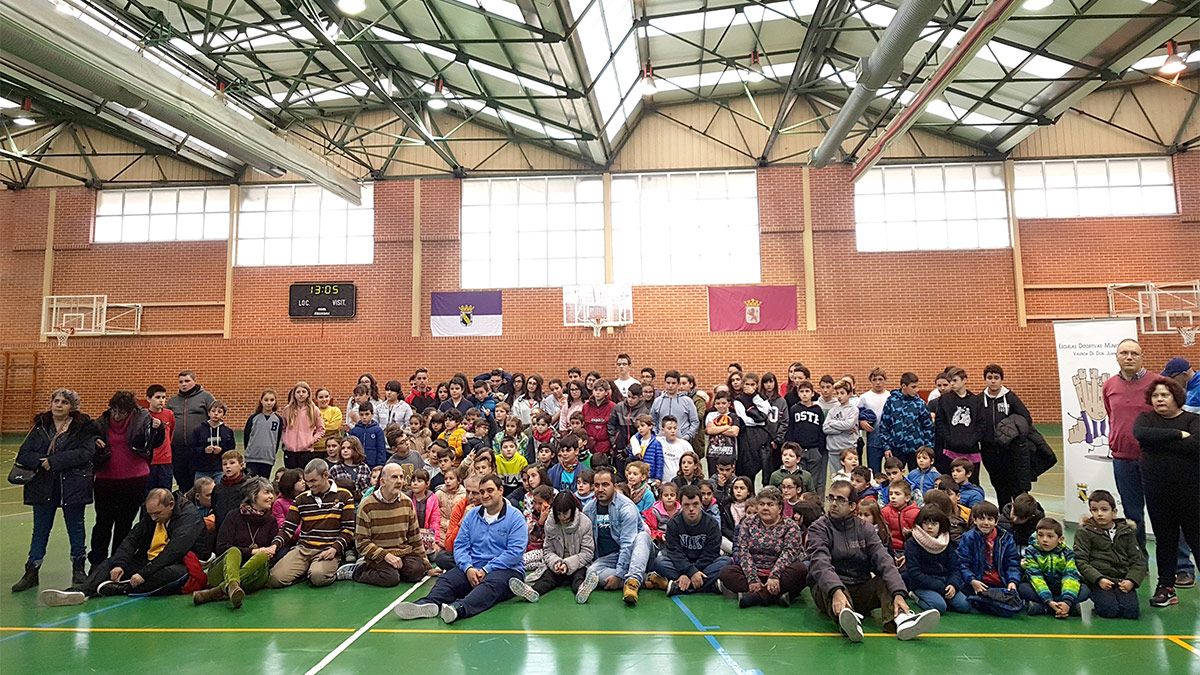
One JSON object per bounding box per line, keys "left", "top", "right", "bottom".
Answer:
{"left": 394, "top": 474, "right": 526, "bottom": 624}
{"left": 806, "top": 480, "right": 940, "bottom": 642}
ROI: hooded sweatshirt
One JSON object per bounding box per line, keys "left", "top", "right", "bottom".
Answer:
{"left": 878, "top": 389, "right": 933, "bottom": 456}
{"left": 543, "top": 510, "right": 595, "bottom": 574}
{"left": 821, "top": 403, "right": 860, "bottom": 452}
{"left": 1021, "top": 537, "right": 1082, "bottom": 605}
{"left": 934, "top": 390, "right": 983, "bottom": 462}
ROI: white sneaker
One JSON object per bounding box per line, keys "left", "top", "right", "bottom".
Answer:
{"left": 393, "top": 602, "right": 439, "bottom": 620}
{"left": 335, "top": 563, "right": 359, "bottom": 581}
{"left": 508, "top": 577, "right": 540, "bottom": 603}
{"left": 575, "top": 572, "right": 599, "bottom": 604}
{"left": 439, "top": 603, "right": 459, "bottom": 624}
{"left": 895, "top": 609, "right": 940, "bottom": 641}
{"left": 838, "top": 607, "right": 864, "bottom": 643}
{"left": 40, "top": 589, "right": 86, "bottom": 607}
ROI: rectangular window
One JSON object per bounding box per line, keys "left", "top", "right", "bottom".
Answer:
{"left": 94, "top": 187, "right": 230, "bottom": 243}
{"left": 611, "top": 170, "right": 760, "bottom": 285}
{"left": 854, "top": 163, "right": 1009, "bottom": 252}
{"left": 1013, "top": 157, "right": 1176, "bottom": 219}
{"left": 460, "top": 176, "right": 605, "bottom": 288}
{"left": 235, "top": 183, "right": 374, "bottom": 267}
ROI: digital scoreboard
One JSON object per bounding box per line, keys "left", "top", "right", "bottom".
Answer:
{"left": 289, "top": 283, "right": 356, "bottom": 318}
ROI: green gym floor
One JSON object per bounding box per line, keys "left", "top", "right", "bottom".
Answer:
{"left": 1, "top": 430, "right": 1196, "bottom": 674}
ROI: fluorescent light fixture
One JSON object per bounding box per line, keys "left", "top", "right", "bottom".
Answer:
{"left": 640, "top": 73, "right": 657, "bottom": 97}
{"left": 336, "top": 0, "right": 367, "bottom": 14}
{"left": 1021, "top": 0, "right": 1052, "bottom": 10}
{"left": 0, "top": 96, "right": 18, "bottom": 108}
{"left": 13, "top": 117, "right": 36, "bottom": 126}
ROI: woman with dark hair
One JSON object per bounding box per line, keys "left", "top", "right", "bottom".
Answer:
{"left": 718, "top": 485, "right": 807, "bottom": 607}
{"left": 194, "top": 477, "right": 279, "bottom": 609}
{"left": 513, "top": 374, "right": 545, "bottom": 426}
{"left": 1133, "top": 377, "right": 1199, "bottom": 608}
{"left": 89, "top": 390, "right": 166, "bottom": 569}
{"left": 759, "top": 372, "right": 790, "bottom": 478}
{"left": 508, "top": 490, "right": 595, "bottom": 602}
{"left": 12, "top": 389, "right": 101, "bottom": 592}
{"left": 346, "top": 373, "right": 382, "bottom": 422}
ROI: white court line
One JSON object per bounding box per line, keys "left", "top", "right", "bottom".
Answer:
{"left": 304, "top": 575, "right": 430, "bottom": 675}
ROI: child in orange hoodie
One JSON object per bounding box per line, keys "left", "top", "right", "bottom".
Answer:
{"left": 881, "top": 479, "right": 920, "bottom": 555}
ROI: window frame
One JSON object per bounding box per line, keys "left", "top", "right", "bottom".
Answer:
{"left": 234, "top": 182, "right": 375, "bottom": 267}
{"left": 93, "top": 186, "right": 231, "bottom": 244}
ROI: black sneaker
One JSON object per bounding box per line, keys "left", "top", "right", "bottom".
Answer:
{"left": 1149, "top": 586, "right": 1178, "bottom": 607}
{"left": 1175, "top": 571, "right": 1196, "bottom": 589}
{"left": 96, "top": 580, "right": 130, "bottom": 597}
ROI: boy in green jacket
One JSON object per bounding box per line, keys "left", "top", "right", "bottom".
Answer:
{"left": 1019, "top": 517, "right": 1086, "bottom": 618}
{"left": 1073, "top": 489, "right": 1147, "bottom": 619}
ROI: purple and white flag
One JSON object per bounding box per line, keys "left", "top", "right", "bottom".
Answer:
{"left": 431, "top": 291, "right": 502, "bottom": 337}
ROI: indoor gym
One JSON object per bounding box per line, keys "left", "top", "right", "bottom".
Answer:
{"left": 1, "top": 0, "right": 1199, "bottom": 673}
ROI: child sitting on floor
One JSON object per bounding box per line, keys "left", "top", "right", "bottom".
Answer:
{"left": 959, "top": 501, "right": 1022, "bottom": 616}
{"left": 1073, "top": 489, "right": 1146, "bottom": 620}
{"left": 1019, "top": 517, "right": 1087, "bottom": 618}
{"left": 903, "top": 505, "right": 971, "bottom": 614}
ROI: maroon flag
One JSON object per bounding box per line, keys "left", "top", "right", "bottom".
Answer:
{"left": 708, "top": 285, "right": 797, "bottom": 332}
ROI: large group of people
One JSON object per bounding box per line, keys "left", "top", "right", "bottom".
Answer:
{"left": 10, "top": 346, "right": 1198, "bottom": 642}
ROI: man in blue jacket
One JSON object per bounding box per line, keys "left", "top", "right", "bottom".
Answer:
{"left": 578, "top": 467, "right": 655, "bottom": 605}
{"left": 393, "top": 474, "right": 526, "bottom": 624}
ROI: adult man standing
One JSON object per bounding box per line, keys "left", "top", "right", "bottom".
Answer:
{"left": 394, "top": 474, "right": 526, "bottom": 624}
{"left": 268, "top": 459, "right": 355, "bottom": 588}
{"left": 613, "top": 354, "right": 639, "bottom": 399}
{"left": 578, "top": 468, "right": 655, "bottom": 605}
{"left": 40, "top": 488, "right": 204, "bottom": 605}
{"left": 645, "top": 485, "right": 729, "bottom": 595}
{"left": 1102, "top": 340, "right": 1194, "bottom": 587}
{"left": 651, "top": 370, "right": 700, "bottom": 441}
{"left": 341, "top": 463, "right": 429, "bottom": 586}
{"left": 807, "top": 480, "right": 940, "bottom": 642}
{"left": 167, "top": 370, "right": 215, "bottom": 492}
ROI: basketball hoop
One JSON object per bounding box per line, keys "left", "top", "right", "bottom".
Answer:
{"left": 50, "top": 325, "right": 75, "bottom": 347}
{"left": 1180, "top": 326, "right": 1197, "bottom": 347}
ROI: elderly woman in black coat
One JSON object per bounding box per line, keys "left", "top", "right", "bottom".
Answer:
{"left": 11, "top": 389, "right": 100, "bottom": 592}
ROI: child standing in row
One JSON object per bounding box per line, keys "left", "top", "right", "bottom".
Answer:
{"left": 244, "top": 389, "right": 283, "bottom": 479}
{"left": 281, "top": 382, "right": 325, "bottom": 469}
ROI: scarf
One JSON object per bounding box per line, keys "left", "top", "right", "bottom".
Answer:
{"left": 222, "top": 474, "right": 244, "bottom": 487}
{"left": 533, "top": 427, "right": 554, "bottom": 444}
{"left": 911, "top": 525, "right": 949, "bottom": 554}
{"left": 239, "top": 503, "right": 265, "bottom": 517}
{"left": 630, "top": 483, "right": 648, "bottom": 506}
{"left": 730, "top": 500, "right": 747, "bottom": 527}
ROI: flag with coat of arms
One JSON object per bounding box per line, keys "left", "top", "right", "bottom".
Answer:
{"left": 707, "top": 285, "right": 797, "bottom": 332}
{"left": 431, "top": 291, "right": 502, "bottom": 336}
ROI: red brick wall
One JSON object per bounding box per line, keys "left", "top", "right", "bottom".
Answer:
{"left": 1, "top": 158, "right": 1196, "bottom": 430}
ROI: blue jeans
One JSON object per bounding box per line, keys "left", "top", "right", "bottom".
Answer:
{"left": 29, "top": 503, "right": 86, "bottom": 563}
{"left": 588, "top": 531, "right": 655, "bottom": 584}
{"left": 194, "top": 470, "right": 223, "bottom": 484}
{"left": 416, "top": 566, "right": 522, "bottom": 620}
{"left": 149, "top": 464, "right": 175, "bottom": 491}
{"left": 1112, "top": 459, "right": 1146, "bottom": 550}
{"left": 652, "top": 556, "right": 732, "bottom": 593}
{"left": 913, "top": 587, "right": 972, "bottom": 613}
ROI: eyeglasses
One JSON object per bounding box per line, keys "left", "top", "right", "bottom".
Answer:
{"left": 824, "top": 495, "right": 851, "bottom": 505}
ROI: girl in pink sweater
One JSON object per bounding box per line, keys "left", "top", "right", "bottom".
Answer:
{"left": 281, "top": 381, "right": 325, "bottom": 470}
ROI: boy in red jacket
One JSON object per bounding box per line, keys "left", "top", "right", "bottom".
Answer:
{"left": 582, "top": 380, "right": 617, "bottom": 464}
{"left": 881, "top": 480, "right": 920, "bottom": 554}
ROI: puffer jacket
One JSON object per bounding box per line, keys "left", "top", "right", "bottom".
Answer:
{"left": 1072, "top": 517, "right": 1148, "bottom": 587}
{"left": 542, "top": 510, "right": 595, "bottom": 574}
{"left": 878, "top": 389, "right": 933, "bottom": 456}
{"left": 17, "top": 412, "right": 101, "bottom": 507}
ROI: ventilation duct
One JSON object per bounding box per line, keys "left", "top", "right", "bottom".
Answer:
{"left": 809, "top": 0, "right": 946, "bottom": 168}
{"left": 0, "top": 0, "right": 361, "bottom": 203}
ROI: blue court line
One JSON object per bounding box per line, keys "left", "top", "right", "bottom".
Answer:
{"left": 0, "top": 597, "right": 142, "bottom": 643}
{"left": 671, "top": 597, "right": 764, "bottom": 675}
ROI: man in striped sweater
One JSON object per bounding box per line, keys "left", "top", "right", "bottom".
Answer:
{"left": 268, "top": 459, "right": 355, "bottom": 588}
{"left": 339, "top": 463, "right": 429, "bottom": 586}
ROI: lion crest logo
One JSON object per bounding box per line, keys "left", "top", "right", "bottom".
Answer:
{"left": 458, "top": 304, "right": 474, "bottom": 327}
